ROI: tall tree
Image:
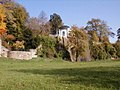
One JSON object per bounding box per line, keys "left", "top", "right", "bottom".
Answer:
{"left": 49, "top": 13, "right": 63, "bottom": 34}
{"left": 38, "top": 11, "right": 47, "bottom": 25}
{"left": 117, "top": 28, "right": 120, "bottom": 41}
{"left": 85, "top": 18, "right": 114, "bottom": 42}
{"left": 10, "top": 4, "right": 28, "bottom": 40}
{"left": 38, "top": 11, "right": 51, "bottom": 35}
{"left": 0, "top": 4, "right": 6, "bottom": 34}
{"left": 26, "top": 17, "right": 40, "bottom": 31}
{"left": 86, "top": 18, "right": 116, "bottom": 60}
{"left": 3, "top": 0, "right": 29, "bottom": 39}
{"left": 26, "top": 11, "right": 51, "bottom": 36}
{"left": 114, "top": 28, "right": 120, "bottom": 58}
{"left": 0, "top": 4, "right": 6, "bottom": 56}
{"left": 67, "top": 26, "right": 91, "bottom": 62}
{"left": 88, "top": 30, "right": 99, "bottom": 43}
{"left": 0, "top": 0, "right": 13, "bottom": 4}
{"left": 2, "top": 0, "right": 17, "bottom": 39}
{"left": 1, "top": 1, "right": 29, "bottom": 50}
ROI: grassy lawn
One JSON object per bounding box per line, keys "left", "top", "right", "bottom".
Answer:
{"left": 0, "top": 58, "right": 120, "bottom": 90}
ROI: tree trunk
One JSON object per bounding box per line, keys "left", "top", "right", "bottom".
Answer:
{"left": 76, "top": 50, "right": 79, "bottom": 62}
{"left": 68, "top": 47, "right": 74, "bottom": 62}
{"left": 85, "top": 40, "right": 91, "bottom": 61}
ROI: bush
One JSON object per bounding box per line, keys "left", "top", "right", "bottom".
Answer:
{"left": 113, "top": 41, "right": 120, "bottom": 58}
{"left": 23, "top": 28, "right": 40, "bottom": 50}
{"left": 90, "top": 43, "right": 108, "bottom": 60}
{"left": 104, "top": 42, "right": 117, "bottom": 58}
{"left": 12, "top": 41, "right": 25, "bottom": 51}
{"left": 37, "top": 36, "right": 57, "bottom": 58}
{"left": 55, "top": 42, "right": 70, "bottom": 60}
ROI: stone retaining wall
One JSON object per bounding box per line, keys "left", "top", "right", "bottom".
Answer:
{"left": 8, "top": 51, "right": 32, "bottom": 60}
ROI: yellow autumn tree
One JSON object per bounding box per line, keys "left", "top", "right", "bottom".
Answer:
{"left": 67, "top": 26, "right": 91, "bottom": 62}
{"left": 0, "top": 4, "right": 6, "bottom": 35}
{"left": 0, "top": 4, "right": 6, "bottom": 56}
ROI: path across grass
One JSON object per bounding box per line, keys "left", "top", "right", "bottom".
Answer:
{"left": 0, "top": 58, "right": 120, "bottom": 90}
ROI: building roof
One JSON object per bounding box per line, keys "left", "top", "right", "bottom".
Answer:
{"left": 59, "top": 25, "right": 69, "bottom": 30}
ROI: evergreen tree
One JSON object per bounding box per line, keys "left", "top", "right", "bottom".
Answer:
{"left": 49, "top": 13, "right": 63, "bottom": 34}
{"left": 117, "top": 28, "right": 120, "bottom": 41}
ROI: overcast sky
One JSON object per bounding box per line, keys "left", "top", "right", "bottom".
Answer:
{"left": 16, "top": 0, "right": 120, "bottom": 43}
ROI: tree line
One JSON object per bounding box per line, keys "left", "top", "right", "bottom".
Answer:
{"left": 0, "top": 0, "right": 120, "bottom": 61}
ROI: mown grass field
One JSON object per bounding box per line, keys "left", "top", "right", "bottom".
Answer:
{"left": 0, "top": 57, "right": 120, "bottom": 90}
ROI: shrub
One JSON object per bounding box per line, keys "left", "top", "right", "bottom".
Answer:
{"left": 37, "top": 36, "right": 57, "bottom": 58}
{"left": 12, "top": 41, "right": 25, "bottom": 51}
{"left": 104, "top": 42, "right": 117, "bottom": 58}
{"left": 113, "top": 41, "right": 120, "bottom": 58}
{"left": 90, "top": 43, "right": 108, "bottom": 60}
{"left": 55, "top": 42, "right": 70, "bottom": 60}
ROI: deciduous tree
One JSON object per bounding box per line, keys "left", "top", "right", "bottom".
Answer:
{"left": 0, "top": 4, "right": 6, "bottom": 35}
{"left": 38, "top": 11, "right": 47, "bottom": 25}
{"left": 85, "top": 18, "right": 114, "bottom": 42}
{"left": 0, "top": 4, "right": 6, "bottom": 56}
{"left": 67, "top": 26, "right": 91, "bottom": 62}
{"left": 2, "top": 1, "right": 29, "bottom": 50}
{"left": 26, "top": 11, "right": 51, "bottom": 36}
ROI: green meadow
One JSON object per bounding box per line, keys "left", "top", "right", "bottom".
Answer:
{"left": 0, "top": 58, "right": 120, "bottom": 90}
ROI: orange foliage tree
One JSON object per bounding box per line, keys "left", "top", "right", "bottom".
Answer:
{"left": 0, "top": 4, "right": 6, "bottom": 35}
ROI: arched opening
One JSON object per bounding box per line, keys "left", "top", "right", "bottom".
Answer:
{"left": 62, "top": 31, "right": 65, "bottom": 36}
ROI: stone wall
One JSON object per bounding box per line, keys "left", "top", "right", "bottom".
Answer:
{"left": 8, "top": 51, "right": 32, "bottom": 60}
{"left": 1, "top": 46, "right": 9, "bottom": 57}
{"left": 29, "top": 49, "right": 37, "bottom": 58}
{"left": 1, "top": 51, "right": 8, "bottom": 57}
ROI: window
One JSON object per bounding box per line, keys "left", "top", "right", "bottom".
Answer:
{"left": 62, "top": 31, "right": 65, "bottom": 36}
